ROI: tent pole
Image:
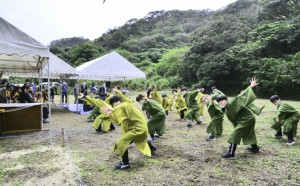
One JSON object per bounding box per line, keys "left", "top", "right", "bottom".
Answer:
{"left": 39, "top": 57, "right": 43, "bottom": 129}
{"left": 47, "top": 58, "right": 51, "bottom": 124}
{"left": 60, "top": 78, "right": 62, "bottom": 105}
{"left": 76, "top": 76, "right": 79, "bottom": 114}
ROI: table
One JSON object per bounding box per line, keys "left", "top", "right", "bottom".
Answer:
{"left": 0, "top": 103, "right": 42, "bottom": 134}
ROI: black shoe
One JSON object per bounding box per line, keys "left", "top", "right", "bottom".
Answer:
{"left": 115, "top": 162, "right": 130, "bottom": 170}
{"left": 246, "top": 146, "right": 260, "bottom": 153}
{"left": 206, "top": 135, "right": 216, "bottom": 141}
{"left": 221, "top": 153, "right": 235, "bottom": 159}
{"left": 95, "top": 129, "right": 103, "bottom": 133}
{"left": 185, "top": 123, "right": 192, "bottom": 128}
{"left": 151, "top": 146, "right": 157, "bottom": 152}
{"left": 274, "top": 133, "right": 282, "bottom": 139}
{"left": 196, "top": 121, "right": 202, "bottom": 125}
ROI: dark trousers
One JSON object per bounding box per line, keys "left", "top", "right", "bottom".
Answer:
{"left": 50, "top": 94, "right": 54, "bottom": 101}
{"left": 62, "top": 92, "right": 67, "bottom": 103}
{"left": 122, "top": 142, "right": 156, "bottom": 165}
{"left": 180, "top": 109, "right": 187, "bottom": 120}
{"left": 42, "top": 106, "right": 49, "bottom": 119}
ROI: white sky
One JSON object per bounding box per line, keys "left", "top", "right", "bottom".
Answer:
{"left": 0, "top": 0, "right": 236, "bottom": 45}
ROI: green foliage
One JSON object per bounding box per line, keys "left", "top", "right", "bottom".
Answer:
{"left": 259, "top": 0, "right": 300, "bottom": 21}
{"left": 186, "top": 6, "right": 258, "bottom": 87}
{"left": 49, "top": 37, "right": 90, "bottom": 48}
{"left": 155, "top": 47, "right": 189, "bottom": 77}
{"left": 69, "top": 43, "right": 105, "bottom": 66}
{"left": 48, "top": 0, "right": 300, "bottom": 98}
{"left": 51, "top": 42, "right": 105, "bottom": 66}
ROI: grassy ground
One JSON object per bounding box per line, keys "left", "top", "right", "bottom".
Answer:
{"left": 0, "top": 94, "right": 300, "bottom": 186}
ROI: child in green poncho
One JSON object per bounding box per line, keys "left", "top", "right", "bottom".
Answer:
{"left": 201, "top": 95, "right": 224, "bottom": 141}
{"left": 270, "top": 95, "right": 300, "bottom": 145}
{"left": 101, "top": 96, "right": 156, "bottom": 170}
{"left": 181, "top": 87, "right": 202, "bottom": 128}
{"left": 210, "top": 86, "right": 224, "bottom": 100}
{"left": 136, "top": 94, "right": 166, "bottom": 142}
{"left": 85, "top": 95, "right": 115, "bottom": 133}
{"left": 217, "top": 77, "right": 260, "bottom": 159}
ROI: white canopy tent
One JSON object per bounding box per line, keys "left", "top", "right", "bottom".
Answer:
{"left": 0, "top": 17, "right": 50, "bottom": 134}
{"left": 75, "top": 51, "right": 146, "bottom": 81}
{"left": 68, "top": 51, "right": 146, "bottom": 114}
{"left": 0, "top": 17, "right": 49, "bottom": 75}
{"left": 4, "top": 52, "right": 79, "bottom": 79}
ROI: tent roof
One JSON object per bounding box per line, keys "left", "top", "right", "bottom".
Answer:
{"left": 76, "top": 51, "right": 146, "bottom": 81}
{"left": 4, "top": 53, "right": 79, "bottom": 79}
{"left": 0, "top": 17, "right": 49, "bottom": 74}
{"left": 44, "top": 53, "right": 78, "bottom": 78}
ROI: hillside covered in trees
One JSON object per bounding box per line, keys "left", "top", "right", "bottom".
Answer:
{"left": 50, "top": 0, "right": 300, "bottom": 99}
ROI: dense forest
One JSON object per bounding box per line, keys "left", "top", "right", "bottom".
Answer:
{"left": 49, "top": 0, "right": 300, "bottom": 99}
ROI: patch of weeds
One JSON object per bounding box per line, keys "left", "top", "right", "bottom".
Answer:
{"left": 4, "top": 167, "right": 59, "bottom": 184}
{"left": 0, "top": 147, "right": 6, "bottom": 153}
{"left": 13, "top": 181, "right": 21, "bottom": 186}
{"left": 17, "top": 150, "right": 58, "bottom": 166}
{"left": 238, "top": 176, "right": 253, "bottom": 186}
{"left": 98, "top": 164, "right": 106, "bottom": 172}
{"left": 0, "top": 157, "right": 18, "bottom": 170}
{"left": 79, "top": 167, "right": 92, "bottom": 179}
{"left": 0, "top": 169, "right": 3, "bottom": 185}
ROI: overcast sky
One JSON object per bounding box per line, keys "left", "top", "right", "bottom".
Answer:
{"left": 1, "top": 0, "right": 237, "bottom": 45}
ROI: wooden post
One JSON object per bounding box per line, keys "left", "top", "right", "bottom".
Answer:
{"left": 61, "top": 128, "right": 65, "bottom": 147}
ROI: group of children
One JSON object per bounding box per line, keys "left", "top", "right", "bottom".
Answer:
{"left": 83, "top": 77, "right": 300, "bottom": 170}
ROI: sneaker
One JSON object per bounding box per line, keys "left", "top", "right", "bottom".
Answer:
{"left": 185, "top": 123, "right": 192, "bottom": 128}
{"left": 115, "top": 162, "right": 130, "bottom": 170}
{"left": 221, "top": 153, "right": 235, "bottom": 159}
{"left": 274, "top": 133, "right": 282, "bottom": 139}
{"left": 287, "top": 140, "right": 296, "bottom": 146}
{"left": 196, "top": 121, "right": 202, "bottom": 125}
{"left": 148, "top": 137, "right": 156, "bottom": 142}
{"left": 150, "top": 146, "right": 157, "bottom": 152}
{"left": 43, "top": 119, "right": 49, "bottom": 123}
{"left": 246, "top": 146, "right": 260, "bottom": 153}
{"left": 154, "top": 134, "right": 160, "bottom": 138}
{"left": 206, "top": 135, "right": 216, "bottom": 141}
{"left": 94, "top": 129, "right": 103, "bottom": 133}
{"left": 109, "top": 125, "right": 116, "bottom": 131}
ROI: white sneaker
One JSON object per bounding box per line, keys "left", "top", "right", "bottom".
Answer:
{"left": 147, "top": 137, "right": 156, "bottom": 142}
{"left": 154, "top": 134, "right": 160, "bottom": 138}
{"left": 287, "top": 140, "right": 296, "bottom": 146}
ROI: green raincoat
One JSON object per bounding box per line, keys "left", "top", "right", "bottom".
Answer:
{"left": 184, "top": 90, "right": 200, "bottom": 122}
{"left": 108, "top": 102, "right": 151, "bottom": 157}
{"left": 162, "top": 96, "right": 172, "bottom": 111}
{"left": 115, "top": 90, "right": 131, "bottom": 104}
{"left": 225, "top": 86, "right": 257, "bottom": 145}
{"left": 196, "top": 92, "right": 206, "bottom": 117}
{"left": 211, "top": 89, "right": 224, "bottom": 100}
{"left": 206, "top": 101, "right": 224, "bottom": 136}
{"left": 150, "top": 88, "right": 162, "bottom": 104}
{"left": 173, "top": 93, "right": 187, "bottom": 115}
{"left": 271, "top": 102, "right": 300, "bottom": 136}
{"left": 142, "top": 99, "right": 166, "bottom": 135}
{"left": 85, "top": 96, "right": 112, "bottom": 132}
